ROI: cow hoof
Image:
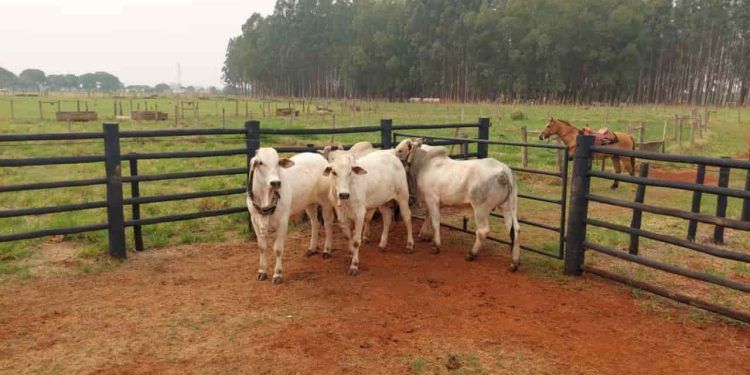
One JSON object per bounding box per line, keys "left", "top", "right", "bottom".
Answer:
{"left": 348, "top": 268, "right": 359, "bottom": 277}
{"left": 304, "top": 249, "right": 319, "bottom": 257}
{"left": 610, "top": 184, "right": 619, "bottom": 190}
{"left": 378, "top": 245, "right": 386, "bottom": 252}
{"left": 322, "top": 252, "right": 332, "bottom": 259}
{"left": 465, "top": 253, "right": 477, "bottom": 261}
{"left": 257, "top": 273, "right": 268, "bottom": 281}
{"left": 509, "top": 263, "right": 519, "bottom": 272}
{"left": 272, "top": 275, "right": 283, "bottom": 284}
{"left": 431, "top": 246, "right": 441, "bottom": 255}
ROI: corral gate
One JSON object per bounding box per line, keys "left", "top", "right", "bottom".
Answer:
{"left": 565, "top": 135, "right": 750, "bottom": 323}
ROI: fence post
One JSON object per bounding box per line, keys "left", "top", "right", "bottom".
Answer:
{"left": 713, "top": 159, "right": 731, "bottom": 244}
{"left": 742, "top": 169, "right": 750, "bottom": 222}
{"left": 628, "top": 163, "right": 649, "bottom": 255}
{"left": 103, "top": 123, "right": 126, "bottom": 259}
{"left": 245, "top": 120, "right": 261, "bottom": 234}
{"left": 9, "top": 100, "right": 14, "bottom": 120}
{"left": 520, "top": 126, "right": 528, "bottom": 167}
{"left": 564, "top": 135, "right": 595, "bottom": 276}
{"left": 687, "top": 164, "right": 706, "bottom": 241}
{"left": 477, "top": 117, "right": 490, "bottom": 158}
{"left": 380, "top": 119, "right": 393, "bottom": 149}
{"left": 38, "top": 100, "right": 43, "bottom": 120}
{"left": 129, "top": 156, "right": 144, "bottom": 251}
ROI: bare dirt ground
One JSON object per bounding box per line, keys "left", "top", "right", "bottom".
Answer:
{"left": 1, "top": 224, "right": 749, "bottom": 374}
{"left": 649, "top": 166, "right": 719, "bottom": 185}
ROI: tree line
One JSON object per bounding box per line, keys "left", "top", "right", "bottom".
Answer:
{"left": 0, "top": 67, "right": 127, "bottom": 92}
{"left": 222, "top": 0, "right": 750, "bottom": 105}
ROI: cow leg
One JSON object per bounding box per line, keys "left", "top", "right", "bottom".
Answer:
{"left": 396, "top": 192, "right": 415, "bottom": 252}
{"left": 271, "top": 215, "right": 289, "bottom": 284}
{"left": 500, "top": 204, "right": 521, "bottom": 271}
{"left": 321, "top": 204, "right": 335, "bottom": 259}
{"left": 377, "top": 205, "right": 392, "bottom": 250}
{"left": 335, "top": 205, "right": 353, "bottom": 242}
{"left": 251, "top": 214, "right": 269, "bottom": 281}
{"left": 418, "top": 219, "right": 433, "bottom": 242}
{"left": 611, "top": 157, "right": 622, "bottom": 189}
{"left": 349, "top": 208, "right": 366, "bottom": 276}
{"left": 424, "top": 197, "right": 442, "bottom": 254}
{"left": 304, "top": 205, "right": 319, "bottom": 257}
{"left": 466, "top": 205, "right": 491, "bottom": 261}
{"left": 362, "top": 208, "right": 376, "bottom": 244}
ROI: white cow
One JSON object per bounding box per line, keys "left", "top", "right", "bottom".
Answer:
{"left": 324, "top": 150, "right": 415, "bottom": 275}
{"left": 394, "top": 138, "right": 521, "bottom": 271}
{"left": 246, "top": 148, "right": 335, "bottom": 284}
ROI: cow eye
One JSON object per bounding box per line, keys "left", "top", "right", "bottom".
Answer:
{"left": 332, "top": 171, "right": 338, "bottom": 176}
{"left": 258, "top": 161, "right": 263, "bottom": 165}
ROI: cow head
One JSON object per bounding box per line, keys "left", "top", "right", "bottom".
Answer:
{"left": 394, "top": 138, "right": 423, "bottom": 168}
{"left": 318, "top": 143, "right": 344, "bottom": 161}
{"left": 250, "top": 148, "right": 295, "bottom": 192}
{"left": 323, "top": 154, "right": 366, "bottom": 202}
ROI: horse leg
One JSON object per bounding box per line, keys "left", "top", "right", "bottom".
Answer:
{"left": 611, "top": 157, "right": 622, "bottom": 189}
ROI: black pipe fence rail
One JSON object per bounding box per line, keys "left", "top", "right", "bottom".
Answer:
{"left": 0, "top": 118, "right": 485, "bottom": 258}
{"left": 565, "top": 135, "right": 750, "bottom": 324}
{"left": 392, "top": 130, "right": 569, "bottom": 259}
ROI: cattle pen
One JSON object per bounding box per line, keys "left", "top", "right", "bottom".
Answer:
{"left": 0, "top": 119, "right": 748, "bottom": 325}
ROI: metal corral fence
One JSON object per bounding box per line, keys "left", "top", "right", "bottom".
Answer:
{"left": 392, "top": 132, "right": 570, "bottom": 259}
{"left": 565, "top": 135, "right": 750, "bottom": 323}
{"left": 0, "top": 119, "right": 487, "bottom": 257}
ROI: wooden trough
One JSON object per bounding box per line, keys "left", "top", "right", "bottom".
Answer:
{"left": 637, "top": 141, "right": 665, "bottom": 153}
{"left": 55, "top": 111, "right": 97, "bottom": 122}
{"left": 276, "top": 108, "right": 299, "bottom": 117}
{"left": 131, "top": 111, "right": 168, "bottom": 121}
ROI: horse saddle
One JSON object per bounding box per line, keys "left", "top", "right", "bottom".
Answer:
{"left": 583, "top": 127, "right": 618, "bottom": 146}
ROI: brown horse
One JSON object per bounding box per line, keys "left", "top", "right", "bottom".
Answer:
{"left": 539, "top": 118, "right": 635, "bottom": 189}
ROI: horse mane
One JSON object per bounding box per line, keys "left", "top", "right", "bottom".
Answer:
{"left": 556, "top": 119, "right": 578, "bottom": 129}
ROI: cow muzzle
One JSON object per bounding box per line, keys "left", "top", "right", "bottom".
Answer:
{"left": 338, "top": 192, "right": 350, "bottom": 200}
{"left": 269, "top": 180, "right": 281, "bottom": 189}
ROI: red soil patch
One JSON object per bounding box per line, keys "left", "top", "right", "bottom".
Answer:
{"left": 0, "top": 224, "right": 748, "bottom": 374}
{"left": 649, "top": 167, "right": 719, "bottom": 185}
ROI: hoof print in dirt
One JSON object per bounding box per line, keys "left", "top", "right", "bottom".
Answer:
{"left": 257, "top": 273, "right": 268, "bottom": 281}
{"left": 304, "top": 249, "right": 318, "bottom": 257}
{"left": 272, "top": 276, "right": 283, "bottom": 285}
{"left": 322, "top": 252, "right": 332, "bottom": 259}
{"left": 509, "top": 263, "right": 519, "bottom": 272}
{"left": 465, "top": 253, "right": 477, "bottom": 261}
{"left": 348, "top": 268, "right": 359, "bottom": 276}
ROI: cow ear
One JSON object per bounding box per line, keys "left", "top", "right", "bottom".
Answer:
{"left": 319, "top": 146, "right": 331, "bottom": 157}
{"left": 323, "top": 166, "right": 332, "bottom": 176}
{"left": 549, "top": 116, "right": 554, "bottom": 121}
{"left": 352, "top": 166, "right": 367, "bottom": 175}
{"left": 250, "top": 157, "right": 260, "bottom": 170}
{"left": 279, "top": 158, "right": 295, "bottom": 168}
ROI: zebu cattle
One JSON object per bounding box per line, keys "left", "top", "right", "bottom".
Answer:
{"left": 394, "top": 139, "right": 521, "bottom": 271}
{"left": 246, "top": 148, "right": 335, "bottom": 284}
{"left": 324, "top": 150, "right": 415, "bottom": 275}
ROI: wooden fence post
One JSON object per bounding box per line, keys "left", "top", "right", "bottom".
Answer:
{"left": 713, "top": 160, "right": 731, "bottom": 244}
{"left": 477, "top": 117, "right": 490, "bottom": 158}
{"left": 520, "top": 126, "right": 528, "bottom": 168}
{"left": 628, "top": 163, "right": 649, "bottom": 255}
{"left": 103, "top": 123, "right": 126, "bottom": 259}
{"left": 129, "top": 157, "right": 144, "bottom": 251}
{"left": 687, "top": 164, "right": 706, "bottom": 241}
{"left": 222, "top": 108, "right": 226, "bottom": 129}
{"left": 564, "top": 135, "right": 595, "bottom": 276}
{"left": 9, "top": 100, "right": 14, "bottom": 120}
{"left": 174, "top": 105, "right": 178, "bottom": 127}
{"left": 380, "top": 119, "right": 393, "bottom": 149}
{"left": 38, "top": 100, "right": 43, "bottom": 120}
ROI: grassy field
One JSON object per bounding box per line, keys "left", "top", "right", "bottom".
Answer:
{"left": 0, "top": 93, "right": 749, "bottom": 316}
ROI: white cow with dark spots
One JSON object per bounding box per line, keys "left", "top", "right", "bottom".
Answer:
{"left": 394, "top": 138, "right": 521, "bottom": 271}
{"left": 246, "top": 148, "right": 335, "bottom": 284}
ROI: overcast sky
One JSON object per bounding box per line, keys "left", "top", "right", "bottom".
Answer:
{"left": 0, "top": 0, "right": 276, "bottom": 87}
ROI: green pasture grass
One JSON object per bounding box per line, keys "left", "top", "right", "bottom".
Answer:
{"left": 0, "top": 94, "right": 748, "bottom": 293}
